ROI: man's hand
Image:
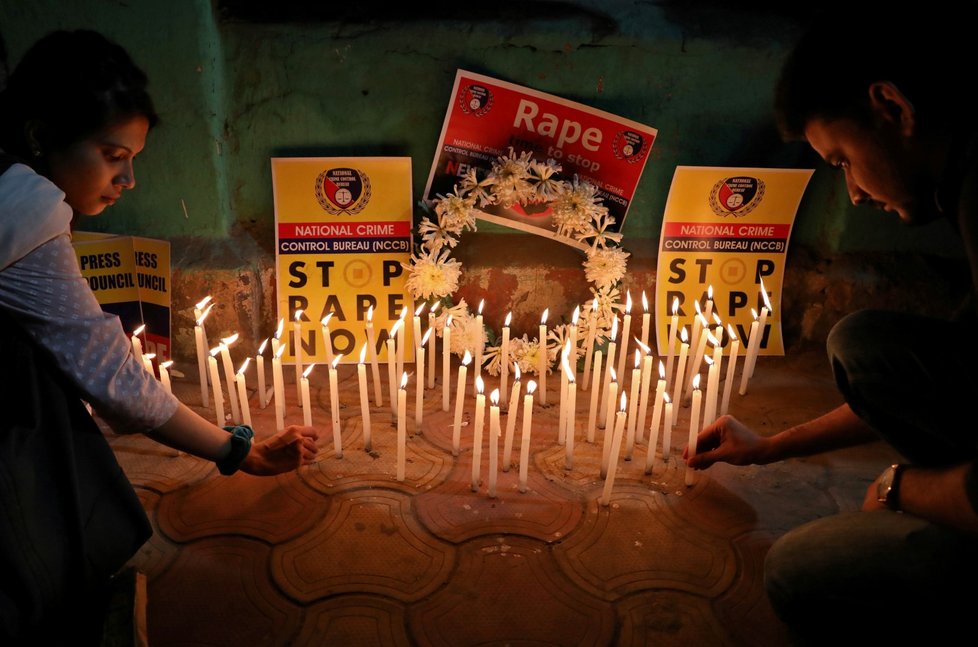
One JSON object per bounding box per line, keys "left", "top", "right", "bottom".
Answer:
{"left": 240, "top": 425, "right": 319, "bottom": 476}
{"left": 684, "top": 415, "right": 768, "bottom": 469}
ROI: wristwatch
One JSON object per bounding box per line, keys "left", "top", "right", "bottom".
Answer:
{"left": 217, "top": 424, "right": 254, "bottom": 475}
{"left": 876, "top": 463, "right": 905, "bottom": 510}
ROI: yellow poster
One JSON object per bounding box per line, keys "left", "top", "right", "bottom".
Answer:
{"left": 272, "top": 157, "right": 413, "bottom": 365}
{"left": 655, "top": 167, "right": 813, "bottom": 358}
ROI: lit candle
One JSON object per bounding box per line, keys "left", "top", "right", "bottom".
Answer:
{"left": 644, "top": 361, "right": 667, "bottom": 475}
{"left": 300, "top": 363, "right": 315, "bottom": 427}
{"left": 625, "top": 349, "right": 641, "bottom": 461}
{"left": 413, "top": 302, "right": 425, "bottom": 366}
{"left": 749, "top": 279, "right": 773, "bottom": 380}
{"left": 271, "top": 318, "right": 284, "bottom": 355}
{"left": 256, "top": 338, "right": 269, "bottom": 409}
{"left": 600, "top": 368, "right": 618, "bottom": 479}
{"left": 219, "top": 333, "right": 241, "bottom": 423}
{"left": 503, "top": 362, "right": 522, "bottom": 471}
{"left": 194, "top": 303, "right": 213, "bottom": 407}
{"left": 141, "top": 352, "right": 156, "bottom": 376}
{"left": 471, "top": 376, "right": 486, "bottom": 492}
{"left": 684, "top": 313, "right": 710, "bottom": 401}
{"left": 387, "top": 319, "right": 402, "bottom": 416}
{"left": 600, "top": 392, "right": 628, "bottom": 506}
{"left": 581, "top": 299, "right": 598, "bottom": 390}
{"left": 397, "top": 306, "right": 408, "bottom": 384}
{"left": 518, "top": 380, "right": 537, "bottom": 493}
{"left": 563, "top": 358, "right": 576, "bottom": 471}
{"left": 739, "top": 308, "right": 761, "bottom": 396}
{"left": 640, "top": 291, "right": 651, "bottom": 356}
{"left": 208, "top": 347, "right": 225, "bottom": 425}
{"left": 615, "top": 291, "right": 633, "bottom": 394}
{"left": 427, "top": 302, "right": 440, "bottom": 389}
{"left": 159, "top": 360, "right": 173, "bottom": 394}
{"left": 236, "top": 358, "right": 252, "bottom": 427}
{"left": 442, "top": 314, "right": 453, "bottom": 412}
{"left": 662, "top": 393, "right": 674, "bottom": 463}
{"left": 586, "top": 349, "right": 603, "bottom": 443}
{"left": 687, "top": 299, "right": 704, "bottom": 380}
{"left": 330, "top": 355, "right": 343, "bottom": 458}
{"left": 193, "top": 295, "right": 212, "bottom": 324}
{"left": 272, "top": 344, "right": 286, "bottom": 431}
{"left": 704, "top": 284, "right": 714, "bottom": 322}
{"left": 598, "top": 317, "right": 619, "bottom": 429}
{"left": 538, "top": 309, "right": 549, "bottom": 405}
{"left": 416, "top": 328, "right": 431, "bottom": 428}
{"left": 365, "top": 305, "right": 384, "bottom": 407}
{"left": 293, "top": 310, "right": 304, "bottom": 406}
{"left": 474, "top": 299, "right": 485, "bottom": 392}
{"left": 568, "top": 304, "right": 581, "bottom": 383}
{"left": 686, "top": 374, "right": 703, "bottom": 486}
{"left": 358, "top": 344, "right": 372, "bottom": 451}
{"left": 671, "top": 326, "right": 689, "bottom": 410}
{"left": 488, "top": 388, "right": 500, "bottom": 498}
{"left": 665, "top": 297, "right": 679, "bottom": 383}
{"left": 558, "top": 340, "right": 571, "bottom": 445}
{"left": 635, "top": 339, "right": 654, "bottom": 443}
{"left": 500, "top": 311, "right": 512, "bottom": 398}
{"left": 131, "top": 324, "right": 146, "bottom": 368}
{"left": 320, "top": 313, "right": 335, "bottom": 366}
{"left": 451, "top": 350, "right": 472, "bottom": 456}
{"left": 703, "top": 334, "right": 722, "bottom": 425}
{"left": 397, "top": 371, "right": 407, "bottom": 481}
{"left": 721, "top": 324, "right": 740, "bottom": 416}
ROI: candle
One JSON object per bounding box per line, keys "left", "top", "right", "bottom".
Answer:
{"left": 704, "top": 284, "right": 714, "bottom": 322}
{"left": 686, "top": 374, "right": 703, "bottom": 486}
{"left": 563, "top": 359, "right": 576, "bottom": 471}
{"left": 568, "top": 304, "right": 581, "bottom": 381}
{"left": 750, "top": 280, "right": 773, "bottom": 380}
{"left": 687, "top": 299, "right": 704, "bottom": 380}
{"left": 703, "top": 334, "right": 722, "bottom": 425}
{"left": 662, "top": 393, "right": 674, "bottom": 463}
{"left": 600, "top": 392, "right": 628, "bottom": 506}
{"left": 208, "top": 347, "right": 225, "bottom": 425}
{"left": 194, "top": 303, "right": 213, "bottom": 407}
{"left": 600, "top": 369, "right": 618, "bottom": 479}
{"left": 272, "top": 318, "right": 284, "bottom": 355}
{"left": 684, "top": 314, "right": 710, "bottom": 401}
{"left": 599, "top": 317, "right": 619, "bottom": 429}
{"left": 272, "top": 344, "right": 286, "bottom": 431}
{"left": 644, "top": 361, "right": 667, "bottom": 474}
{"left": 581, "top": 299, "right": 598, "bottom": 390}
{"left": 471, "top": 376, "right": 486, "bottom": 492}
{"left": 416, "top": 329, "right": 432, "bottom": 428}
{"left": 427, "top": 302, "right": 440, "bottom": 389}
{"left": 586, "top": 350, "right": 603, "bottom": 443}
{"left": 358, "top": 344, "right": 372, "bottom": 451}
{"left": 615, "top": 291, "right": 633, "bottom": 394}
{"left": 236, "top": 358, "right": 252, "bottom": 427}
{"left": 397, "top": 371, "right": 407, "bottom": 481}
{"left": 500, "top": 312, "right": 512, "bottom": 398}
{"left": 141, "top": 352, "right": 156, "bottom": 376}
{"left": 518, "top": 380, "right": 537, "bottom": 493}
{"left": 254, "top": 338, "right": 268, "bottom": 409}
{"left": 131, "top": 324, "right": 146, "bottom": 368}
{"left": 300, "top": 363, "right": 314, "bottom": 427}
{"left": 330, "top": 355, "right": 343, "bottom": 458}
{"left": 387, "top": 319, "right": 402, "bottom": 416}
{"left": 488, "top": 388, "right": 500, "bottom": 498}
{"left": 450, "top": 350, "right": 473, "bottom": 456}
{"left": 640, "top": 291, "right": 651, "bottom": 357}
{"left": 672, "top": 327, "right": 689, "bottom": 410}
{"left": 721, "top": 324, "right": 740, "bottom": 416}
{"left": 474, "top": 299, "right": 485, "bottom": 392}
{"left": 219, "top": 334, "right": 241, "bottom": 424}
{"left": 293, "top": 310, "right": 304, "bottom": 407}
{"left": 558, "top": 340, "right": 570, "bottom": 445}
{"left": 625, "top": 349, "right": 641, "bottom": 460}
{"left": 320, "top": 313, "right": 335, "bottom": 366}
{"left": 193, "top": 295, "right": 212, "bottom": 324}
{"left": 159, "top": 360, "right": 173, "bottom": 394}
{"left": 503, "top": 362, "right": 522, "bottom": 471}
{"left": 635, "top": 339, "right": 654, "bottom": 443}
{"left": 739, "top": 308, "right": 761, "bottom": 396}
{"left": 538, "top": 309, "right": 549, "bottom": 405}
{"left": 365, "top": 305, "right": 384, "bottom": 407}
{"left": 442, "top": 314, "right": 453, "bottom": 412}
{"left": 413, "top": 302, "right": 425, "bottom": 367}
{"left": 665, "top": 297, "right": 679, "bottom": 382}
{"left": 397, "top": 306, "right": 408, "bottom": 384}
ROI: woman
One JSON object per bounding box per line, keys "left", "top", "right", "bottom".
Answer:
{"left": 0, "top": 30, "right": 318, "bottom": 644}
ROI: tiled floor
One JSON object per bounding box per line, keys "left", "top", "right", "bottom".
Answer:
{"left": 108, "top": 343, "right": 899, "bottom": 646}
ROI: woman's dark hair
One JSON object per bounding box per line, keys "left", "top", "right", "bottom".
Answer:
{"left": 0, "top": 29, "right": 158, "bottom": 160}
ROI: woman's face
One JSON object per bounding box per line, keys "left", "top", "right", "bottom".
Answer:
{"left": 44, "top": 115, "right": 149, "bottom": 217}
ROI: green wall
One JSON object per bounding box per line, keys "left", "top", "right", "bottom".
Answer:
{"left": 0, "top": 0, "right": 964, "bottom": 260}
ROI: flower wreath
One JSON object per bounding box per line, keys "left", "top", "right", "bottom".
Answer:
{"left": 403, "top": 148, "right": 630, "bottom": 376}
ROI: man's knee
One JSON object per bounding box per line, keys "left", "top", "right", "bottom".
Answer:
{"left": 826, "top": 309, "right": 888, "bottom": 364}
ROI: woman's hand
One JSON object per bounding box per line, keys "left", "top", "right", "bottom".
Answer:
{"left": 684, "top": 415, "right": 769, "bottom": 469}
{"left": 240, "top": 425, "right": 319, "bottom": 476}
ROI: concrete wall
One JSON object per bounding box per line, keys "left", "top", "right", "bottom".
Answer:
{"left": 0, "top": 0, "right": 967, "bottom": 357}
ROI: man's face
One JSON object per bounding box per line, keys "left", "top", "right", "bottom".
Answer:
{"left": 804, "top": 116, "right": 935, "bottom": 225}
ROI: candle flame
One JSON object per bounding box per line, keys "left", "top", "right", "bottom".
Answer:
{"left": 143, "top": 353, "right": 156, "bottom": 361}
{"left": 707, "top": 332, "right": 720, "bottom": 347}
{"left": 400, "top": 371, "right": 408, "bottom": 389}
{"left": 238, "top": 357, "right": 251, "bottom": 374}
{"left": 445, "top": 314, "right": 453, "bottom": 328}
{"left": 430, "top": 301, "right": 440, "bottom": 314}
{"left": 562, "top": 356, "right": 573, "bottom": 381}
{"left": 209, "top": 346, "right": 221, "bottom": 357}
{"left": 399, "top": 306, "right": 408, "bottom": 320}
{"left": 321, "top": 313, "right": 334, "bottom": 326}
{"left": 751, "top": 307, "right": 758, "bottom": 320}
{"left": 275, "top": 318, "right": 284, "bottom": 338}
{"left": 635, "top": 337, "right": 651, "bottom": 354}
{"left": 680, "top": 326, "right": 689, "bottom": 343}
{"left": 634, "top": 349, "right": 641, "bottom": 368}
{"left": 541, "top": 308, "right": 549, "bottom": 324}
{"left": 694, "top": 299, "right": 701, "bottom": 315}
{"left": 514, "top": 362, "right": 521, "bottom": 381}
{"left": 693, "top": 373, "right": 701, "bottom": 389}
{"left": 611, "top": 316, "right": 618, "bottom": 340}
{"left": 421, "top": 328, "right": 433, "bottom": 346}
{"left": 303, "top": 363, "right": 315, "bottom": 379}
{"left": 671, "top": 296, "right": 679, "bottom": 316}
{"left": 478, "top": 299, "right": 485, "bottom": 314}
{"left": 642, "top": 290, "right": 649, "bottom": 312}
{"left": 476, "top": 374, "right": 485, "bottom": 394}
{"left": 663, "top": 392, "right": 671, "bottom": 404}
{"left": 196, "top": 302, "right": 214, "bottom": 326}
{"left": 390, "top": 319, "right": 403, "bottom": 336}
{"left": 258, "top": 338, "right": 269, "bottom": 354}
{"left": 161, "top": 360, "right": 174, "bottom": 369}
{"left": 195, "top": 295, "right": 212, "bottom": 310}
{"left": 727, "top": 323, "right": 738, "bottom": 341}
{"left": 221, "top": 332, "right": 239, "bottom": 346}
{"left": 133, "top": 324, "right": 146, "bottom": 336}
{"left": 625, "top": 290, "right": 633, "bottom": 313}
{"left": 705, "top": 355, "right": 714, "bottom": 366}
{"left": 610, "top": 367, "right": 617, "bottom": 382}
{"left": 698, "top": 312, "right": 709, "bottom": 326}
{"left": 332, "top": 355, "right": 342, "bottom": 369}
{"left": 275, "top": 344, "right": 285, "bottom": 359}
{"left": 527, "top": 380, "right": 537, "bottom": 394}
{"left": 504, "top": 312, "right": 512, "bottom": 327}
{"left": 562, "top": 338, "right": 572, "bottom": 359}
{"left": 591, "top": 298, "right": 598, "bottom": 312}
{"left": 620, "top": 391, "right": 627, "bottom": 411}
{"left": 366, "top": 305, "right": 374, "bottom": 321}
{"left": 659, "top": 361, "right": 666, "bottom": 378}
{"left": 571, "top": 305, "right": 580, "bottom": 324}
{"left": 708, "top": 284, "right": 714, "bottom": 299}
{"left": 713, "top": 313, "right": 722, "bottom": 326}
{"left": 415, "top": 302, "right": 426, "bottom": 316}
{"left": 462, "top": 350, "right": 472, "bottom": 366}
{"left": 359, "top": 343, "right": 368, "bottom": 364}
{"left": 295, "top": 309, "right": 305, "bottom": 323}
{"left": 490, "top": 388, "right": 500, "bottom": 405}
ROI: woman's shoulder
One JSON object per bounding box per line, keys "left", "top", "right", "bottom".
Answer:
{"left": 0, "top": 159, "right": 72, "bottom": 270}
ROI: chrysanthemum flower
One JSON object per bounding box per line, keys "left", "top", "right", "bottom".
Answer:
{"left": 584, "top": 246, "right": 630, "bottom": 290}
{"left": 403, "top": 248, "right": 463, "bottom": 300}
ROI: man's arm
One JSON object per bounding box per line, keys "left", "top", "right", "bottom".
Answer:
{"left": 865, "top": 463, "right": 978, "bottom": 535}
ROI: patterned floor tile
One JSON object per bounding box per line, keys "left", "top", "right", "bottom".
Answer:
{"left": 295, "top": 595, "right": 411, "bottom": 646}
{"left": 616, "top": 589, "right": 736, "bottom": 646}
{"left": 109, "top": 432, "right": 214, "bottom": 493}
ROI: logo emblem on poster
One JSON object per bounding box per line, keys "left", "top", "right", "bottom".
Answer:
{"left": 612, "top": 130, "right": 648, "bottom": 163}
{"left": 315, "top": 167, "right": 372, "bottom": 215}
{"left": 709, "top": 176, "right": 765, "bottom": 217}
{"left": 458, "top": 84, "right": 493, "bottom": 116}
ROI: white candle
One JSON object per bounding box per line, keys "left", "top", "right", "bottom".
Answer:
{"left": 236, "top": 358, "right": 252, "bottom": 427}
{"left": 272, "top": 344, "right": 286, "bottom": 431}
{"left": 721, "top": 324, "right": 740, "bottom": 416}
{"left": 600, "top": 370, "right": 618, "bottom": 479}
{"left": 194, "top": 303, "right": 213, "bottom": 407}
{"left": 208, "top": 347, "right": 225, "bottom": 425}
{"left": 387, "top": 320, "right": 402, "bottom": 416}
{"left": 600, "top": 393, "right": 628, "bottom": 506}
{"left": 563, "top": 360, "right": 576, "bottom": 471}
{"left": 141, "top": 352, "right": 156, "bottom": 376}
{"left": 703, "top": 335, "right": 722, "bottom": 425}
{"left": 568, "top": 305, "right": 580, "bottom": 383}
{"left": 488, "top": 388, "right": 500, "bottom": 498}
{"left": 558, "top": 340, "right": 570, "bottom": 445}
{"left": 665, "top": 297, "right": 679, "bottom": 382}
{"left": 443, "top": 314, "right": 453, "bottom": 412}
{"left": 640, "top": 291, "right": 651, "bottom": 358}
{"left": 615, "top": 291, "right": 633, "bottom": 394}
{"left": 662, "top": 393, "right": 674, "bottom": 463}
{"left": 413, "top": 302, "right": 425, "bottom": 367}
{"left": 538, "top": 309, "right": 549, "bottom": 405}
{"left": 518, "top": 380, "right": 537, "bottom": 493}
{"left": 365, "top": 306, "right": 384, "bottom": 407}
{"left": 358, "top": 344, "right": 372, "bottom": 451}
{"left": 644, "top": 362, "right": 667, "bottom": 474}
{"left": 427, "top": 302, "right": 439, "bottom": 389}
{"left": 635, "top": 340, "right": 654, "bottom": 443}
{"left": 500, "top": 312, "right": 512, "bottom": 398}
{"left": 219, "top": 334, "right": 241, "bottom": 424}
{"left": 293, "top": 310, "right": 304, "bottom": 407}
{"left": 704, "top": 284, "right": 714, "bottom": 322}
{"left": 686, "top": 374, "right": 703, "bottom": 486}
{"left": 131, "top": 324, "right": 146, "bottom": 368}
{"left": 159, "top": 360, "right": 173, "bottom": 394}
{"left": 687, "top": 299, "right": 704, "bottom": 380}
{"left": 672, "top": 327, "right": 689, "bottom": 410}
{"left": 471, "top": 376, "right": 485, "bottom": 492}
{"left": 300, "top": 363, "right": 314, "bottom": 427}
{"left": 416, "top": 329, "right": 431, "bottom": 428}
{"left": 685, "top": 313, "right": 710, "bottom": 401}
{"left": 396, "top": 371, "right": 407, "bottom": 481}
{"left": 598, "top": 317, "right": 619, "bottom": 429}
{"left": 503, "top": 363, "right": 521, "bottom": 470}
{"left": 581, "top": 299, "right": 598, "bottom": 390}
{"left": 451, "top": 350, "right": 473, "bottom": 457}
{"left": 625, "top": 350, "right": 641, "bottom": 460}
{"left": 330, "top": 355, "right": 343, "bottom": 458}
{"left": 397, "top": 306, "right": 408, "bottom": 384}
{"left": 256, "top": 338, "right": 269, "bottom": 409}
{"left": 320, "top": 313, "right": 335, "bottom": 366}
{"left": 739, "top": 309, "right": 761, "bottom": 396}
{"left": 586, "top": 350, "right": 603, "bottom": 443}
{"left": 751, "top": 306, "right": 770, "bottom": 379}
{"left": 474, "top": 299, "right": 485, "bottom": 392}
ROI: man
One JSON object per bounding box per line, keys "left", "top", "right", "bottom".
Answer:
{"left": 685, "top": 5, "right": 978, "bottom": 643}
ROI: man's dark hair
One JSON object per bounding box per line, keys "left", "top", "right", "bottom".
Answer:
{"left": 0, "top": 29, "right": 158, "bottom": 160}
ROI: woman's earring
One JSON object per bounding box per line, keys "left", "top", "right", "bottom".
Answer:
{"left": 31, "top": 146, "right": 41, "bottom": 157}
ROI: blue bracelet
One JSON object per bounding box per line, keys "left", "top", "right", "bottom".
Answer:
{"left": 217, "top": 424, "right": 254, "bottom": 475}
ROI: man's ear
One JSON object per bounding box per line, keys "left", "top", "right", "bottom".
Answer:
{"left": 23, "top": 119, "right": 45, "bottom": 157}
{"left": 868, "top": 81, "right": 915, "bottom": 137}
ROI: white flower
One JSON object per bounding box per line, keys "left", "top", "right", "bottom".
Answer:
{"left": 530, "top": 158, "right": 564, "bottom": 202}
{"left": 518, "top": 336, "right": 546, "bottom": 375}
{"left": 578, "top": 210, "right": 622, "bottom": 250}
{"left": 403, "top": 248, "right": 462, "bottom": 301}
{"left": 489, "top": 148, "right": 535, "bottom": 207}
{"left": 434, "top": 187, "right": 478, "bottom": 234}
{"left": 551, "top": 177, "right": 608, "bottom": 238}
{"left": 450, "top": 311, "right": 485, "bottom": 358}
{"left": 583, "top": 246, "right": 629, "bottom": 290}
{"left": 431, "top": 298, "right": 471, "bottom": 336}
{"left": 459, "top": 168, "right": 496, "bottom": 208}
{"left": 418, "top": 217, "right": 459, "bottom": 254}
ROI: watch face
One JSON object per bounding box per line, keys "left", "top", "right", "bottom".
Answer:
{"left": 877, "top": 466, "right": 894, "bottom": 501}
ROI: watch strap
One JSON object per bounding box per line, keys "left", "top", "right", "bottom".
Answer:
{"left": 217, "top": 424, "right": 254, "bottom": 475}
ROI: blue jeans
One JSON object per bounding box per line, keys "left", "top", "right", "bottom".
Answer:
{"left": 764, "top": 310, "right": 978, "bottom": 643}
